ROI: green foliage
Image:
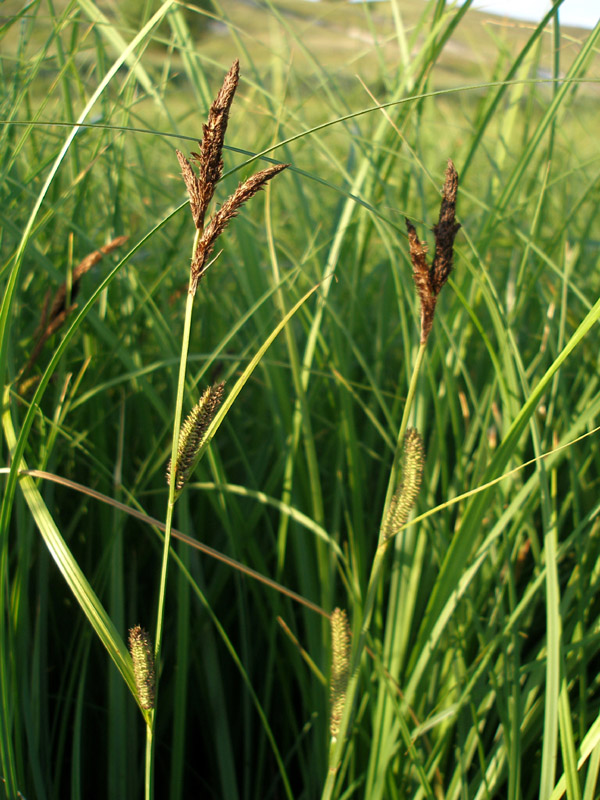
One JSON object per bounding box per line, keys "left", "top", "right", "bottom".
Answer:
{"left": 1, "top": 0, "right": 600, "bottom": 798}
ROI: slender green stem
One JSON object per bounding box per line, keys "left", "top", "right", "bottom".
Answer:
{"left": 144, "top": 713, "right": 154, "bottom": 800}
{"left": 155, "top": 280, "right": 196, "bottom": 653}
{"left": 148, "top": 228, "right": 201, "bottom": 797}
{"left": 321, "top": 339, "right": 428, "bottom": 800}
{"left": 380, "top": 340, "right": 427, "bottom": 537}
{"left": 321, "top": 542, "right": 388, "bottom": 799}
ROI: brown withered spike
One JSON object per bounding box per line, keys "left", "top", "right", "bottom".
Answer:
{"left": 405, "top": 159, "right": 460, "bottom": 344}
{"left": 47, "top": 235, "right": 128, "bottom": 321}
{"left": 192, "top": 59, "right": 240, "bottom": 229}
{"left": 431, "top": 160, "right": 460, "bottom": 295}
{"left": 405, "top": 220, "right": 437, "bottom": 345}
{"left": 190, "top": 162, "right": 289, "bottom": 292}
{"left": 18, "top": 235, "right": 128, "bottom": 390}
{"left": 176, "top": 60, "right": 289, "bottom": 296}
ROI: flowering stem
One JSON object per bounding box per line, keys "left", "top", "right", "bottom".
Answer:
{"left": 148, "top": 227, "right": 201, "bottom": 798}
{"left": 381, "top": 340, "right": 427, "bottom": 530}
{"left": 321, "top": 339, "right": 427, "bottom": 799}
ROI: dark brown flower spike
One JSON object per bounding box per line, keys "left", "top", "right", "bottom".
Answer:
{"left": 405, "top": 222, "right": 436, "bottom": 346}
{"left": 432, "top": 160, "right": 460, "bottom": 293}
{"left": 175, "top": 61, "right": 240, "bottom": 231}
{"left": 19, "top": 235, "right": 128, "bottom": 391}
{"left": 176, "top": 149, "right": 203, "bottom": 229}
{"left": 177, "top": 60, "right": 288, "bottom": 296}
{"left": 191, "top": 59, "right": 240, "bottom": 229}
{"left": 190, "top": 163, "right": 288, "bottom": 290}
{"left": 405, "top": 160, "right": 460, "bottom": 344}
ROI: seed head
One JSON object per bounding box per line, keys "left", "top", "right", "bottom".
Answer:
{"left": 128, "top": 625, "right": 155, "bottom": 710}
{"left": 176, "top": 60, "right": 289, "bottom": 296}
{"left": 191, "top": 59, "right": 239, "bottom": 227}
{"left": 19, "top": 236, "right": 128, "bottom": 392}
{"left": 431, "top": 160, "right": 461, "bottom": 294}
{"left": 190, "top": 163, "right": 289, "bottom": 291}
{"left": 166, "top": 382, "right": 225, "bottom": 491}
{"left": 381, "top": 428, "right": 425, "bottom": 542}
{"left": 330, "top": 608, "right": 351, "bottom": 740}
{"left": 406, "top": 160, "right": 460, "bottom": 344}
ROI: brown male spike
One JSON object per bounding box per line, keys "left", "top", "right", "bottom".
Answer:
{"left": 431, "top": 160, "right": 461, "bottom": 293}
{"left": 176, "top": 60, "right": 289, "bottom": 295}
{"left": 405, "top": 160, "right": 460, "bottom": 344}
{"left": 19, "top": 235, "right": 128, "bottom": 392}
{"left": 191, "top": 59, "right": 240, "bottom": 229}
{"left": 190, "top": 163, "right": 288, "bottom": 287}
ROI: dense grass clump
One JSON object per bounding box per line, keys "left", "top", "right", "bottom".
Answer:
{"left": 1, "top": 1, "right": 600, "bottom": 798}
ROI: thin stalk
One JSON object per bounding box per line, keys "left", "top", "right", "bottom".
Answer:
{"left": 381, "top": 341, "right": 427, "bottom": 531}
{"left": 321, "top": 339, "right": 427, "bottom": 800}
{"left": 145, "top": 720, "right": 153, "bottom": 800}
{"left": 149, "top": 227, "right": 201, "bottom": 798}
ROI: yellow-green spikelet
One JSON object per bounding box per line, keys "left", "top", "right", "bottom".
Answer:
{"left": 128, "top": 625, "right": 156, "bottom": 710}
{"left": 381, "top": 428, "right": 425, "bottom": 542}
{"left": 166, "top": 382, "right": 224, "bottom": 491}
{"left": 330, "top": 608, "right": 351, "bottom": 740}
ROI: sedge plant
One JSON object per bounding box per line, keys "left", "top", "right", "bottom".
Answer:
{"left": 133, "top": 59, "right": 288, "bottom": 798}
{"left": 2, "top": 3, "right": 600, "bottom": 797}
{"left": 322, "top": 161, "right": 460, "bottom": 799}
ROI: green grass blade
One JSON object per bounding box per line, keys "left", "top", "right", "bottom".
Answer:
{"left": 2, "top": 388, "right": 138, "bottom": 707}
